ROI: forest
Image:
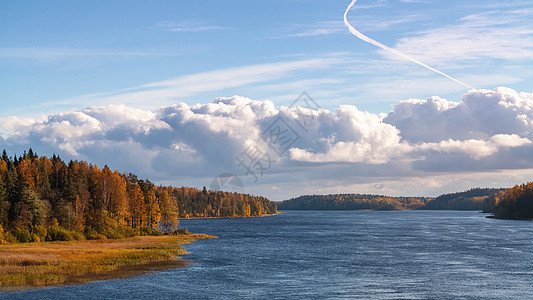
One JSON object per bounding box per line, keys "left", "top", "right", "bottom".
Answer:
{"left": 277, "top": 194, "right": 431, "bottom": 210}
{"left": 483, "top": 181, "right": 533, "bottom": 220}
{"left": 421, "top": 188, "right": 504, "bottom": 210}
{"left": 0, "top": 149, "right": 276, "bottom": 244}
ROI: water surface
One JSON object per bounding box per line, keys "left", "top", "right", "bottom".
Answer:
{"left": 3, "top": 210, "right": 533, "bottom": 299}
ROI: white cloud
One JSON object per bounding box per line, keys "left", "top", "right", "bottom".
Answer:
{"left": 384, "top": 87, "right": 533, "bottom": 143}
{"left": 417, "top": 134, "right": 532, "bottom": 159}
{"left": 399, "top": 0, "right": 430, "bottom": 3}
{"left": 155, "top": 21, "right": 224, "bottom": 32}
{"left": 388, "top": 9, "right": 533, "bottom": 65}
{"left": 0, "top": 48, "right": 181, "bottom": 60}
{"left": 289, "top": 105, "right": 409, "bottom": 163}
{"left": 0, "top": 116, "right": 43, "bottom": 138}
{"left": 281, "top": 16, "right": 422, "bottom": 39}
{"left": 65, "top": 56, "right": 345, "bottom": 109}
{"left": 1, "top": 87, "right": 533, "bottom": 198}
{"left": 284, "top": 21, "right": 345, "bottom": 38}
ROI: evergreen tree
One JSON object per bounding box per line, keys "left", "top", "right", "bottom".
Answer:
{"left": 0, "top": 149, "right": 277, "bottom": 243}
{"left": 1, "top": 149, "right": 8, "bottom": 162}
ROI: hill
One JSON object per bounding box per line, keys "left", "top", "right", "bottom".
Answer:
{"left": 277, "top": 194, "right": 431, "bottom": 211}
{"left": 0, "top": 149, "right": 276, "bottom": 244}
{"left": 483, "top": 181, "right": 533, "bottom": 220}
{"left": 421, "top": 188, "right": 504, "bottom": 210}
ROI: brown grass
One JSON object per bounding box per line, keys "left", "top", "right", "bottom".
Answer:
{"left": 0, "top": 233, "right": 216, "bottom": 291}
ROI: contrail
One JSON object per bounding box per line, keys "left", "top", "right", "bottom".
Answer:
{"left": 343, "top": 0, "right": 472, "bottom": 89}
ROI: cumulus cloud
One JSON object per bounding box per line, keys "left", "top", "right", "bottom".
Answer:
{"left": 1, "top": 87, "right": 532, "bottom": 193}
{"left": 417, "top": 134, "right": 532, "bottom": 159}
{"left": 288, "top": 105, "right": 409, "bottom": 163}
{"left": 0, "top": 116, "right": 43, "bottom": 139}
{"left": 384, "top": 87, "right": 533, "bottom": 143}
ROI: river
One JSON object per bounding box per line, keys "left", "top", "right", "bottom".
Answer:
{"left": 3, "top": 210, "right": 533, "bottom": 299}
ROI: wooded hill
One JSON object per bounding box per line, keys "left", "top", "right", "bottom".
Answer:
{"left": 483, "top": 181, "right": 533, "bottom": 220}
{"left": 277, "top": 194, "right": 431, "bottom": 210}
{"left": 277, "top": 188, "right": 508, "bottom": 211}
{"left": 421, "top": 188, "right": 504, "bottom": 210}
{"left": 0, "top": 149, "right": 276, "bottom": 244}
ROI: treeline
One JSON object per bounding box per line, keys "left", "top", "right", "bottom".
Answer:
{"left": 421, "top": 188, "right": 504, "bottom": 210}
{"left": 483, "top": 181, "right": 533, "bottom": 220}
{"left": 160, "top": 185, "right": 276, "bottom": 219}
{"left": 0, "top": 149, "right": 276, "bottom": 244}
{"left": 277, "top": 194, "right": 431, "bottom": 210}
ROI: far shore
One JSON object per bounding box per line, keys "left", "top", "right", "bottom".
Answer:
{"left": 182, "top": 212, "right": 283, "bottom": 220}
{"left": 0, "top": 233, "right": 216, "bottom": 291}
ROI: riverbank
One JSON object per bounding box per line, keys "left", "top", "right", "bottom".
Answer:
{"left": 183, "top": 212, "right": 283, "bottom": 219}
{"left": 0, "top": 233, "right": 216, "bottom": 291}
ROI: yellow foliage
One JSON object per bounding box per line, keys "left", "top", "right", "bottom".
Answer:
{"left": 0, "top": 159, "right": 7, "bottom": 181}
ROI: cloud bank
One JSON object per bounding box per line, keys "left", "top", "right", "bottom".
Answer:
{"left": 1, "top": 87, "right": 532, "bottom": 198}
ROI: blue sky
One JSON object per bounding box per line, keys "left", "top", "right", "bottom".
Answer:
{"left": 2, "top": 0, "right": 532, "bottom": 116}
{"left": 1, "top": 0, "right": 533, "bottom": 199}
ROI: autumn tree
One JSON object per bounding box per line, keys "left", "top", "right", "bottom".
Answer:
{"left": 128, "top": 184, "right": 145, "bottom": 228}
{"left": 144, "top": 188, "right": 160, "bottom": 230}
{"left": 490, "top": 182, "right": 533, "bottom": 219}
{"left": 159, "top": 191, "right": 178, "bottom": 232}
{"left": 0, "top": 148, "right": 277, "bottom": 243}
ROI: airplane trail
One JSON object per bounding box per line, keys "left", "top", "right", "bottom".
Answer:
{"left": 343, "top": 0, "right": 472, "bottom": 89}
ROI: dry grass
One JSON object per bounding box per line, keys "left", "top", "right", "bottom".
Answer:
{"left": 0, "top": 233, "right": 216, "bottom": 291}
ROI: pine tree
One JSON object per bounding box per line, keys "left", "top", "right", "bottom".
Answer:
{"left": 1, "top": 149, "right": 8, "bottom": 162}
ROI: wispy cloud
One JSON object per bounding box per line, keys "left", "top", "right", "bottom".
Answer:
{"left": 156, "top": 21, "right": 225, "bottom": 32}
{"left": 350, "top": 14, "right": 424, "bottom": 32}
{"left": 285, "top": 21, "right": 345, "bottom": 38}
{"left": 388, "top": 9, "right": 533, "bottom": 65}
{"left": 351, "top": 0, "right": 388, "bottom": 10}
{"left": 280, "top": 15, "right": 423, "bottom": 39}
{"left": 63, "top": 55, "right": 346, "bottom": 109}
{"left": 399, "top": 0, "right": 430, "bottom": 3}
{"left": 0, "top": 47, "right": 182, "bottom": 60}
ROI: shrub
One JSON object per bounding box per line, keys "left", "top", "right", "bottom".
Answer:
{"left": 31, "top": 234, "right": 41, "bottom": 243}
{"left": 0, "top": 232, "right": 17, "bottom": 245}
{"left": 46, "top": 226, "right": 85, "bottom": 241}
{"left": 13, "top": 228, "right": 32, "bottom": 243}
{"left": 120, "top": 226, "right": 139, "bottom": 238}
{"left": 139, "top": 227, "right": 150, "bottom": 236}
{"left": 71, "top": 230, "right": 85, "bottom": 241}
{"left": 0, "top": 225, "right": 17, "bottom": 245}
{"left": 31, "top": 225, "right": 47, "bottom": 241}
{"left": 101, "top": 227, "right": 123, "bottom": 239}
{"left": 172, "top": 228, "right": 189, "bottom": 235}
{"left": 98, "top": 216, "right": 124, "bottom": 239}
{"left": 85, "top": 229, "right": 107, "bottom": 240}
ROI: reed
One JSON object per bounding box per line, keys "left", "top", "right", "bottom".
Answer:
{"left": 0, "top": 233, "right": 216, "bottom": 291}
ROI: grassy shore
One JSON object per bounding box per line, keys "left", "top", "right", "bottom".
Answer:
{"left": 0, "top": 233, "right": 216, "bottom": 291}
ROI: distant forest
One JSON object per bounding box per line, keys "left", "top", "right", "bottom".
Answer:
{"left": 422, "top": 188, "right": 504, "bottom": 210}
{"left": 483, "top": 181, "right": 533, "bottom": 220}
{"left": 0, "top": 149, "right": 276, "bottom": 244}
{"left": 277, "top": 186, "right": 533, "bottom": 220}
{"left": 277, "top": 188, "right": 506, "bottom": 211}
{"left": 277, "top": 194, "right": 431, "bottom": 210}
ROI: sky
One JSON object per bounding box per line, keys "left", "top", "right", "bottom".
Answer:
{"left": 1, "top": 0, "right": 533, "bottom": 200}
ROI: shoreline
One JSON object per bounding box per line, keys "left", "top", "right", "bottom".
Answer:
{"left": 182, "top": 212, "right": 283, "bottom": 220}
{"left": 0, "top": 233, "right": 216, "bottom": 292}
